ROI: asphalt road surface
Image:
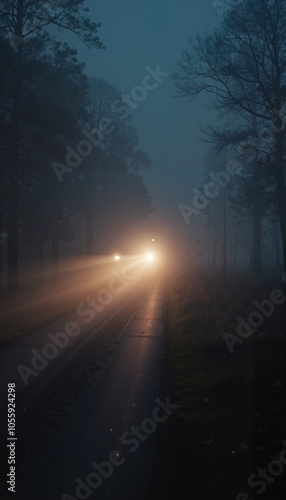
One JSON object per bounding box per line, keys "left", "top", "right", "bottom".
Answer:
{"left": 3, "top": 270, "right": 169, "bottom": 500}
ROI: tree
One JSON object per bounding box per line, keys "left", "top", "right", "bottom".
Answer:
{"left": 173, "top": 0, "right": 286, "bottom": 280}
{"left": 93, "top": 165, "right": 154, "bottom": 254}
{"left": 71, "top": 77, "right": 152, "bottom": 257}
{"left": 0, "top": 0, "right": 103, "bottom": 290}
{"left": 0, "top": 36, "right": 90, "bottom": 284}
{"left": 203, "top": 115, "right": 268, "bottom": 275}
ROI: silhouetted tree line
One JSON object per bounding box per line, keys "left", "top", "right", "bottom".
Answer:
{"left": 0, "top": 1, "right": 153, "bottom": 290}
{"left": 174, "top": 0, "right": 286, "bottom": 278}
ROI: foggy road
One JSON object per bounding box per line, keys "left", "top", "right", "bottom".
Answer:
{"left": 5, "top": 275, "right": 166, "bottom": 500}
{"left": 0, "top": 261, "right": 156, "bottom": 418}
{"left": 1, "top": 1, "right": 286, "bottom": 499}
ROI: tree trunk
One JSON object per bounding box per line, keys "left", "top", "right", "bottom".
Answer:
{"left": 275, "top": 130, "right": 286, "bottom": 291}
{"left": 0, "top": 237, "right": 2, "bottom": 292}
{"left": 52, "top": 234, "right": 60, "bottom": 282}
{"left": 251, "top": 122, "right": 263, "bottom": 276}
{"left": 38, "top": 240, "right": 43, "bottom": 281}
{"left": 233, "top": 232, "right": 237, "bottom": 268}
{"left": 207, "top": 229, "right": 210, "bottom": 268}
{"left": 86, "top": 204, "right": 93, "bottom": 257}
{"left": 212, "top": 204, "right": 217, "bottom": 268}
{"left": 252, "top": 213, "right": 262, "bottom": 275}
{"left": 7, "top": 166, "right": 19, "bottom": 291}
{"left": 222, "top": 189, "right": 227, "bottom": 279}
{"left": 7, "top": 0, "right": 24, "bottom": 291}
{"left": 8, "top": 97, "right": 21, "bottom": 291}
{"left": 273, "top": 219, "right": 281, "bottom": 269}
{"left": 0, "top": 168, "right": 4, "bottom": 290}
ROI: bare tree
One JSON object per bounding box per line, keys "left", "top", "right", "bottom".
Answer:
{"left": 79, "top": 78, "right": 151, "bottom": 256}
{"left": 173, "top": 0, "right": 286, "bottom": 280}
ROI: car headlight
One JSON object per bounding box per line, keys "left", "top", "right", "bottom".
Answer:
{"left": 145, "top": 252, "right": 154, "bottom": 262}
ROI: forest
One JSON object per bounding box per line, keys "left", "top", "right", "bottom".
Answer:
{"left": 175, "top": 0, "right": 286, "bottom": 280}
{"left": 0, "top": 0, "right": 154, "bottom": 292}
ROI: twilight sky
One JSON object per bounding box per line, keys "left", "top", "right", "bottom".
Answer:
{"left": 58, "top": 0, "right": 222, "bottom": 237}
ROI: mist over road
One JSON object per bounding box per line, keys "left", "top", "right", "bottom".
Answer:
{"left": 1, "top": 267, "right": 167, "bottom": 500}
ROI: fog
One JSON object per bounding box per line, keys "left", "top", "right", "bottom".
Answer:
{"left": 0, "top": 0, "right": 284, "bottom": 292}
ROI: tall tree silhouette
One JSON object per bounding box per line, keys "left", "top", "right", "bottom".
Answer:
{"left": 72, "top": 77, "right": 151, "bottom": 257}
{"left": 173, "top": 0, "right": 286, "bottom": 280}
{"left": 0, "top": 0, "right": 103, "bottom": 290}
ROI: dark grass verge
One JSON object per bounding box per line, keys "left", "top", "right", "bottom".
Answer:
{"left": 0, "top": 305, "right": 79, "bottom": 350}
{"left": 152, "top": 269, "right": 286, "bottom": 500}
{"left": 0, "top": 281, "right": 99, "bottom": 349}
